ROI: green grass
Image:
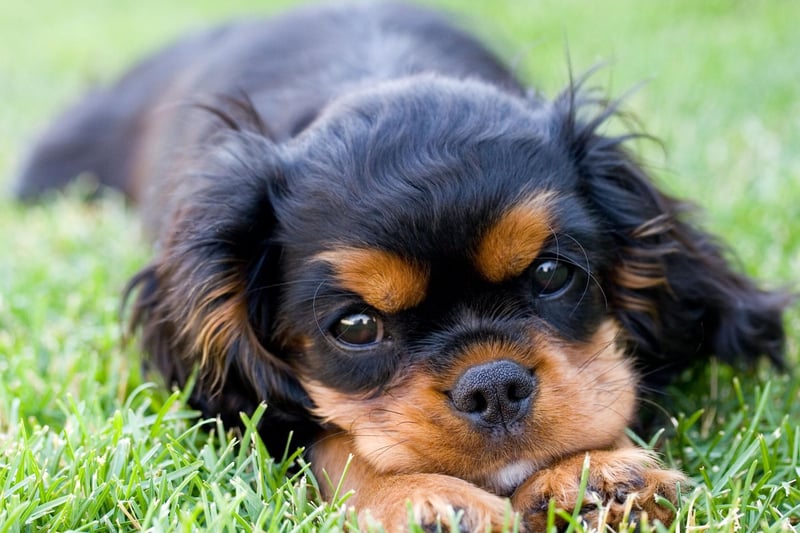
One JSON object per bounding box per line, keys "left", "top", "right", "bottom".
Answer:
{"left": 1, "top": 0, "right": 798, "bottom": 531}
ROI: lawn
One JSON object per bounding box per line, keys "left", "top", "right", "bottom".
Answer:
{"left": 1, "top": 0, "right": 798, "bottom": 531}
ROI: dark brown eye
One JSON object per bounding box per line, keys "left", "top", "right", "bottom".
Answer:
{"left": 330, "top": 313, "right": 384, "bottom": 348}
{"left": 532, "top": 258, "right": 573, "bottom": 296}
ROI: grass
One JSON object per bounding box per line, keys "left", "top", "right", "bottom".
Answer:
{"left": 1, "top": 0, "right": 798, "bottom": 531}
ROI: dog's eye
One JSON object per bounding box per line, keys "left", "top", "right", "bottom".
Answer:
{"left": 531, "top": 258, "right": 573, "bottom": 297}
{"left": 330, "top": 312, "right": 384, "bottom": 348}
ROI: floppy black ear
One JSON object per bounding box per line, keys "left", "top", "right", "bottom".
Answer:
{"left": 554, "top": 89, "right": 790, "bottom": 387}
{"left": 125, "top": 131, "right": 319, "bottom": 454}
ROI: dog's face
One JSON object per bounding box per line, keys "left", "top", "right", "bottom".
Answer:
{"left": 131, "top": 75, "right": 786, "bottom": 493}
{"left": 259, "top": 78, "right": 632, "bottom": 493}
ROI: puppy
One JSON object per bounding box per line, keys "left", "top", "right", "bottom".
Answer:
{"left": 16, "top": 2, "right": 788, "bottom": 531}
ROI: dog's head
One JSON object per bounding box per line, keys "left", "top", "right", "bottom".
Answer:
{"left": 128, "top": 74, "right": 787, "bottom": 493}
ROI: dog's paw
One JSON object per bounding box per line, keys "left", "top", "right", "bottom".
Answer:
{"left": 356, "top": 473, "right": 518, "bottom": 532}
{"left": 511, "top": 448, "right": 685, "bottom": 531}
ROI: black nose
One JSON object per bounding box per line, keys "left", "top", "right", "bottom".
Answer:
{"left": 449, "top": 360, "right": 535, "bottom": 428}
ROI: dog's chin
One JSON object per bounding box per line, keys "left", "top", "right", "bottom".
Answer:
{"left": 301, "top": 319, "right": 636, "bottom": 496}
{"left": 486, "top": 460, "right": 539, "bottom": 496}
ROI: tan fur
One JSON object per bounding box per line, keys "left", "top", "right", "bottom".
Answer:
{"left": 456, "top": 338, "right": 534, "bottom": 369}
{"left": 310, "top": 432, "right": 518, "bottom": 532}
{"left": 613, "top": 255, "right": 669, "bottom": 315}
{"left": 192, "top": 279, "right": 247, "bottom": 368}
{"left": 511, "top": 448, "right": 686, "bottom": 530}
{"left": 180, "top": 269, "right": 290, "bottom": 390}
{"left": 179, "top": 272, "right": 250, "bottom": 388}
{"left": 474, "top": 192, "right": 557, "bottom": 283}
{"left": 611, "top": 214, "right": 676, "bottom": 315}
{"left": 615, "top": 259, "right": 667, "bottom": 290}
{"left": 314, "top": 247, "right": 429, "bottom": 313}
{"left": 302, "top": 320, "right": 638, "bottom": 497}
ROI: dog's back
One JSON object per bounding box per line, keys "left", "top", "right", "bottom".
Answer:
{"left": 15, "top": 2, "right": 523, "bottom": 204}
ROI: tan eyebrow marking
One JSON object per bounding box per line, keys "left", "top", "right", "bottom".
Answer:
{"left": 474, "top": 191, "right": 557, "bottom": 283}
{"left": 314, "top": 247, "right": 429, "bottom": 313}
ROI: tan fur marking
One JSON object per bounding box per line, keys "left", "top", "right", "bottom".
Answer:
{"left": 475, "top": 192, "right": 557, "bottom": 283}
{"left": 300, "top": 320, "right": 638, "bottom": 497}
{"left": 180, "top": 273, "right": 248, "bottom": 387}
{"left": 309, "top": 432, "right": 516, "bottom": 531}
{"left": 455, "top": 339, "right": 537, "bottom": 370}
{"left": 511, "top": 448, "right": 685, "bottom": 530}
{"left": 181, "top": 271, "right": 289, "bottom": 390}
{"left": 315, "top": 247, "right": 429, "bottom": 313}
{"left": 616, "top": 259, "right": 666, "bottom": 290}
{"left": 614, "top": 256, "right": 669, "bottom": 314}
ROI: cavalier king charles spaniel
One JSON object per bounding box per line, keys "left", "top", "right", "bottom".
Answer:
{"left": 16, "top": 2, "right": 788, "bottom": 530}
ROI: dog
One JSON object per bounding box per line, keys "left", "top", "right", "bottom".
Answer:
{"left": 16, "top": 2, "right": 789, "bottom": 530}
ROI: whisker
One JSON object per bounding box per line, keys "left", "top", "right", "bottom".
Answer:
{"left": 247, "top": 277, "right": 336, "bottom": 295}
{"left": 560, "top": 232, "right": 610, "bottom": 313}
{"left": 312, "top": 280, "right": 340, "bottom": 348}
{"left": 636, "top": 396, "right": 675, "bottom": 420}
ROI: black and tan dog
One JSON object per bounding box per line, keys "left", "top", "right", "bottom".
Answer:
{"left": 16, "top": 2, "right": 788, "bottom": 530}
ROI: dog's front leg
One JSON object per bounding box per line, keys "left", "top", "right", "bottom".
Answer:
{"left": 511, "top": 447, "right": 685, "bottom": 531}
{"left": 310, "top": 432, "right": 518, "bottom": 532}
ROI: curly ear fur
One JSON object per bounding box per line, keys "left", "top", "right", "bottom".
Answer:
{"left": 554, "top": 87, "right": 791, "bottom": 387}
{"left": 125, "top": 131, "right": 319, "bottom": 454}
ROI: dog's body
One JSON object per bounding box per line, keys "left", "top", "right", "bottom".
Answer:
{"left": 17, "top": 3, "right": 788, "bottom": 530}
